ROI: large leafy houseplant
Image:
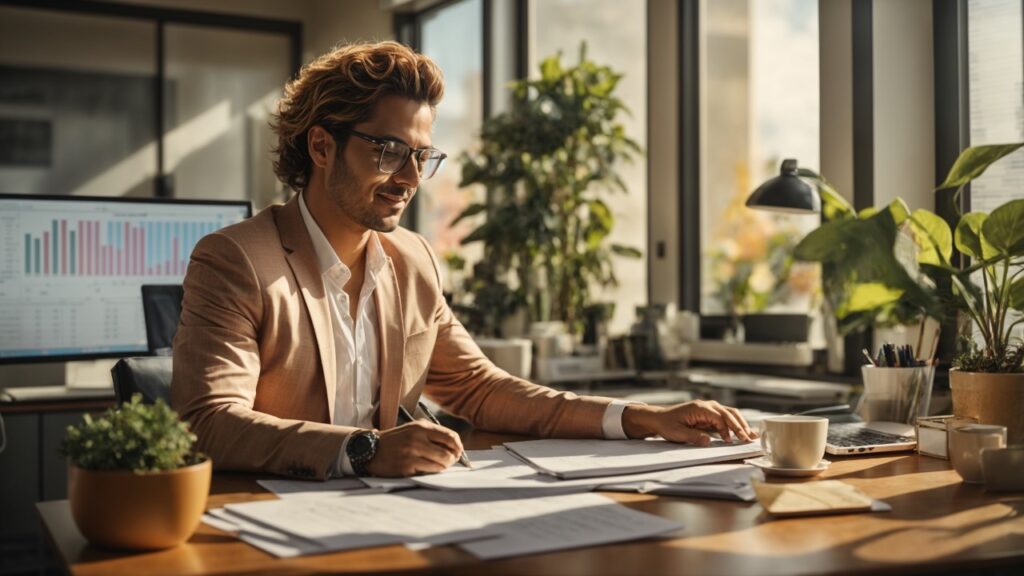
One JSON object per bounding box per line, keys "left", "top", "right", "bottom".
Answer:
{"left": 453, "top": 44, "right": 642, "bottom": 336}
{"left": 791, "top": 173, "right": 948, "bottom": 337}
{"left": 60, "top": 394, "right": 211, "bottom": 550}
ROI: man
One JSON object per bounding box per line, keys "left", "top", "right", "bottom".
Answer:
{"left": 172, "top": 41, "right": 754, "bottom": 480}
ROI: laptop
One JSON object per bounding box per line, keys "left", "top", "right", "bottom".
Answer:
{"left": 825, "top": 420, "right": 917, "bottom": 455}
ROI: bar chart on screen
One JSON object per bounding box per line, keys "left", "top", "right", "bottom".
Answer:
{"left": 0, "top": 195, "right": 250, "bottom": 361}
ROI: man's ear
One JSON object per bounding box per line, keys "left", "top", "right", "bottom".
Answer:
{"left": 307, "top": 126, "right": 334, "bottom": 169}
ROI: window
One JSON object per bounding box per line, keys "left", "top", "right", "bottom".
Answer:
{"left": 967, "top": 0, "right": 1024, "bottom": 213}
{"left": 410, "top": 0, "right": 486, "bottom": 284}
{"left": 531, "top": 0, "right": 647, "bottom": 333}
{"left": 966, "top": 0, "right": 1024, "bottom": 342}
{"left": 699, "top": 0, "right": 821, "bottom": 324}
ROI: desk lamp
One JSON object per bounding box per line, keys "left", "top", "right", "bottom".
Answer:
{"left": 745, "top": 159, "right": 819, "bottom": 215}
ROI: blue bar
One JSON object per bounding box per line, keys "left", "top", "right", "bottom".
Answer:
{"left": 25, "top": 233, "right": 30, "bottom": 274}
{"left": 34, "top": 238, "right": 40, "bottom": 274}
{"left": 51, "top": 220, "right": 58, "bottom": 275}
{"left": 70, "top": 231, "right": 76, "bottom": 275}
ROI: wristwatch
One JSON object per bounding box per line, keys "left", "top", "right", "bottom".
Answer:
{"left": 346, "top": 429, "right": 379, "bottom": 476}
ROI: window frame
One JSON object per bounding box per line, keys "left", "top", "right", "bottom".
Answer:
{"left": 0, "top": 0, "right": 302, "bottom": 199}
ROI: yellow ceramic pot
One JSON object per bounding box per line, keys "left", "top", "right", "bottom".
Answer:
{"left": 950, "top": 370, "right": 1024, "bottom": 444}
{"left": 68, "top": 458, "right": 211, "bottom": 550}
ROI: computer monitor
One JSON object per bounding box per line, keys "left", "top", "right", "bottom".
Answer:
{"left": 0, "top": 194, "right": 252, "bottom": 363}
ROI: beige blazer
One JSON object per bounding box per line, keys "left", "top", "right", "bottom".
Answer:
{"left": 172, "top": 195, "right": 611, "bottom": 479}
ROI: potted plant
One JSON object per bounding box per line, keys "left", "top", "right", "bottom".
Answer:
{"left": 60, "top": 394, "right": 211, "bottom": 549}
{"left": 453, "top": 43, "right": 642, "bottom": 338}
{"left": 794, "top": 143, "right": 1024, "bottom": 440}
{"left": 932, "top": 143, "right": 1024, "bottom": 442}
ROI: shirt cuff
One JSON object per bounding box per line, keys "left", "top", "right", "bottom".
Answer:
{"left": 602, "top": 399, "right": 643, "bottom": 440}
{"left": 332, "top": 433, "right": 356, "bottom": 477}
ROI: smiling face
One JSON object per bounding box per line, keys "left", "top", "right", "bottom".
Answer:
{"left": 325, "top": 95, "right": 434, "bottom": 233}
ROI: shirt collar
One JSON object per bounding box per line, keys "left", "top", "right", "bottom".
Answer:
{"left": 298, "top": 191, "right": 390, "bottom": 279}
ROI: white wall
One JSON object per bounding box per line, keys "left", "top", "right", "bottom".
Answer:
{"left": 819, "top": 0, "right": 855, "bottom": 204}
{"left": 648, "top": 0, "right": 680, "bottom": 305}
{"left": 872, "top": 0, "right": 934, "bottom": 211}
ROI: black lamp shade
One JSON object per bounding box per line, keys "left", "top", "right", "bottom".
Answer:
{"left": 745, "top": 159, "right": 820, "bottom": 214}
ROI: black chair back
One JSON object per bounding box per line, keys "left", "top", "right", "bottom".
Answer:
{"left": 111, "top": 356, "right": 173, "bottom": 405}
{"left": 141, "top": 284, "right": 184, "bottom": 355}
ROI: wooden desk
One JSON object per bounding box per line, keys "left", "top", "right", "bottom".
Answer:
{"left": 37, "top": 431, "right": 1024, "bottom": 576}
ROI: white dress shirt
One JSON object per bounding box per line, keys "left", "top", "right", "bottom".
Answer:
{"left": 298, "top": 193, "right": 636, "bottom": 477}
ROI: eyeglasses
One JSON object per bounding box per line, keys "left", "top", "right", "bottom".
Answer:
{"left": 325, "top": 126, "right": 447, "bottom": 180}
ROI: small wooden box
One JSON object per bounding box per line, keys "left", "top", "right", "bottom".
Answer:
{"left": 915, "top": 415, "right": 978, "bottom": 459}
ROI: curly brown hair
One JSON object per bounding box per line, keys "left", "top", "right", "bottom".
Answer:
{"left": 271, "top": 41, "right": 445, "bottom": 192}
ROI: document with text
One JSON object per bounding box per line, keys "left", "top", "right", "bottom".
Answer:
{"left": 504, "top": 438, "right": 763, "bottom": 479}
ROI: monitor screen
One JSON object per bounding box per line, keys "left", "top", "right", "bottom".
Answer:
{"left": 0, "top": 194, "right": 252, "bottom": 362}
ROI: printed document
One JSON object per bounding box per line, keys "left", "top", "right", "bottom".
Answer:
{"left": 400, "top": 489, "right": 683, "bottom": 560}
{"left": 504, "top": 438, "right": 763, "bottom": 479}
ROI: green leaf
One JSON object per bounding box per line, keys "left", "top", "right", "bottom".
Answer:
{"left": 450, "top": 202, "right": 487, "bottom": 227}
{"left": 982, "top": 199, "right": 1024, "bottom": 256}
{"left": 954, "top": 212, "right": 990, "bottom": 260}
{"left": 1010, "top": 276, "right": 1024, "bottom": 311}
{"left": 909, "top": 209, "right": 953, "bottom": 265}
{"left": 937, "top": 143, "right": 1024, "bottom": 190}
{"left": 845, "top": 283, "right": 905, "bottom": 312}
{"left": 610, "top": 244, "right": 642, "bottom": 258}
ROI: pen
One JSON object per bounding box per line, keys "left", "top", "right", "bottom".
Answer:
{"left": 397, "top": 402, "right": 474, "bottom": 469}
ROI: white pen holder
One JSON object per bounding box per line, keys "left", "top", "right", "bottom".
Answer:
{"left": 858, "top": 365, "right": 935, "bottom": 424}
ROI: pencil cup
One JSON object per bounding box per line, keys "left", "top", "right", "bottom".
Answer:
{"left": 858, "top": 365, "right": 935, "bottom": 424}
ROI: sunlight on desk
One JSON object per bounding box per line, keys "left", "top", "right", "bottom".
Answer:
{"left": 854, "top": 503, "right": 1024, "bottom": 563}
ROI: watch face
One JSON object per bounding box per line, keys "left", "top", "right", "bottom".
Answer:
{"left": 351, "top": 434, "right": 372, "bottom": 456}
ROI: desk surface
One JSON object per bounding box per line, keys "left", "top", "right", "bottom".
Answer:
{"left": 37, "top": 431, "right": 1024, "bottom": 576}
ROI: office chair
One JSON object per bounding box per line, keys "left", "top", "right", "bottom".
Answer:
{"left": 111, "top": 356, "right": 173, "bottom": 405}
{"left": 141, "top": 284, "right": 184, "bottom": 355}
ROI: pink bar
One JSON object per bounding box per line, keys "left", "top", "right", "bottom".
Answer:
{"left": 138, "top": 229, "right": 144, "bottom": 277}
{"left": 61, "top": 220, "right": 67, "bottom": 275}
{"left": 124, "top": 222, "right": 130, "bottom": 276}
{"left": 43, "top": 232, "right": 49, "bottom": 275}
{"left": 93, "top": 221, "right": 99, "bottom": 275}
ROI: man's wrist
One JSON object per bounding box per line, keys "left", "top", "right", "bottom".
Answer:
{"left": 622, "top": 404, "right": 660, "bottom": 439}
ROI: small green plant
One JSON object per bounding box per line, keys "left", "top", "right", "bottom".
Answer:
{"left": 60, "top": 394, "right": 201, "bottom": 472}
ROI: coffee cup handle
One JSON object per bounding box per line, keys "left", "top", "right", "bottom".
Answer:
{"left": 760, "top": 428, "right": 771, "bottom": 459}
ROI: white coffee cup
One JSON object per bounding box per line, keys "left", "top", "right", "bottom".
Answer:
{"left": 760, "top": 415, "right": 828, "bottom": 469}
{"left": 949, "top": 424, "right": 1006, "bottom": 484}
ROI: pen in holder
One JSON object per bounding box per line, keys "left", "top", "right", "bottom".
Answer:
{"left": 858, "top": 365, "right": 935, "bottom": 424}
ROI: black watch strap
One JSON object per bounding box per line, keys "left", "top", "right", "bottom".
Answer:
{"left": 346, "top": 429, "right": 379, "bottom": 476}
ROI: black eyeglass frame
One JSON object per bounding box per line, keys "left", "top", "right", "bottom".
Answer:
{"left": 323, "top": 125, "right": 447, "bottom": 180}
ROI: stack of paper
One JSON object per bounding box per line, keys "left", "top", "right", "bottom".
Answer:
{"left": 400, "top": 449, "right": 760, "bottom": 501}
{"left": 205, "top": 489, "right": 682, "bottom": 560}
{"left": 504, "top": 438, "right": 763, "bottom": 479}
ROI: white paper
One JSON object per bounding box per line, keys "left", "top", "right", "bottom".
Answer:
{"left": 504, "top": 438, "right": 763, "bottom": 479}
{"left": 399, "top": 490, "right": 683, "bottom": 560}
{"left": 224, "top": 492, "right": 495, "bottom": 552}
{"left": 599, "top": 464, "right": 762, "bottom": 501}
{"left": 410, "top": 449, "right": 757, "bottom": 500}
{"left": 258, "top": 477, "right": 383, "bottom": 498}
{"left": 204, "top": 508, "right": 324, "bottom": 557}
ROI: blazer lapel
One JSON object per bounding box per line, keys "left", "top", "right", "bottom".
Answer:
{"left": 374, "top": 253, "right": 405, "bottom": 430}
{"left": 275, "top": 196, "right": 337, "bottom": 423}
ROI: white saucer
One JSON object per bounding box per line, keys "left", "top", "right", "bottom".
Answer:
{"left": 744, "top": 456, "right": 830, "bottom": 477}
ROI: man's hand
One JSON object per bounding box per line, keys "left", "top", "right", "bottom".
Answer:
{"left": 364, "top": 420, "right": 463, "bottom": 477}
{"left": 621, "top": 400, "right": 758, "bottom": 446}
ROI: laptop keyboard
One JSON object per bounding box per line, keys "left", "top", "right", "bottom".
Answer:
{"left": 827, "top": 423, "right": 913, "bottom": 447}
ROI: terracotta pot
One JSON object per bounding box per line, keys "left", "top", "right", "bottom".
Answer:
{"left": 950, "top": 370, "right": 1024, "bottom": 444}
{"left": 68, "top": 458, "right": 211, "bottom": 550}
